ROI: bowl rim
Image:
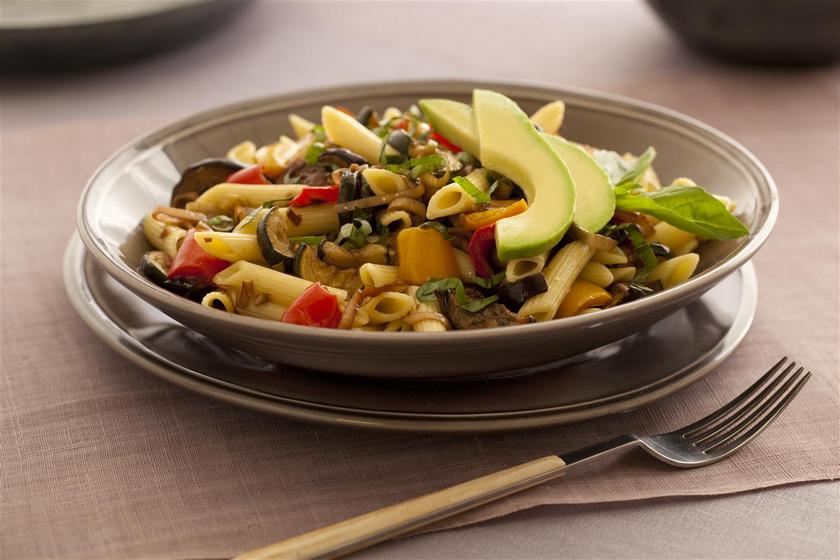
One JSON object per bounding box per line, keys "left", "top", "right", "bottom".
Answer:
{"left": 76, "top": 79, "right": 778, "bottom": 346}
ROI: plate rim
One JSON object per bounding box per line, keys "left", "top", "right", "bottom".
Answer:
{"left": 63, "top": 235, "right": 758, "bottom": 433}
{"left": 74, "top": 79, "right": 778, "bottom": 350}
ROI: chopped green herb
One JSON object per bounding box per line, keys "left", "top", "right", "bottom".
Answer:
{"left": 336, "top": 218, "right": 372, "bottom": 249}
{"left": 614, "top": 184, "right": 749, "bottom": 240}
{"left": 624, "top": 225, "right": 657, "bottom": 282}
{"left": 409, "top": 154, "right": 446, "bottom": 179}
{"left": 261, "top": 198, "right": 293, "bottom": 208}
{"left": 418, "top": 221, "right": 450, "bottom": 238}
{"left": 453, "top": 176, "right": 490, "bottom": 203}
{"left": 290, "top": 235, "right": 324, "bottom": 246}
{"left": 311, "top": 125, "right": 326, "bottom": 143}
{"left": 473, "top": 271, "right": 506, "bottom": 289}
{"left": 416, "top": 277, "right": 498, "bottom": 312}
{"left": 304, "top": 142, "right": 326, "bottom": 164}
{"left": 593, "top": 146, "right": 656, "bottom": 186}
{"left": 207, "top": 215, "right": 235, "bottom": 232}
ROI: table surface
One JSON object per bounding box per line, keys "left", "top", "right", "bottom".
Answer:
{"left": 2, "top": 1, "right": 838, "bottom": 558}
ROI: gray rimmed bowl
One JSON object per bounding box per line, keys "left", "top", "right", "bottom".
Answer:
{"left": 76, "top": 80, "right": 778, "bottom": 378}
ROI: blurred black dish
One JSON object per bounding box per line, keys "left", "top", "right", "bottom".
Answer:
{"left": 648, "top": 0, "right": 840, "bottom": 65}
{"left": 0, "top": 0, "right": 246, "bottom": 74}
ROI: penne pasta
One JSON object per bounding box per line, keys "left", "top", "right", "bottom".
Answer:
{"left": 193, "top": 232, "right": 264, "bottom": 263}
{"left": 518, "top": 241, "right": 595, "bottom": 321}
{"left": 648, "top": 253, "right": 700, "bottom": 288}
{"left": 610, "top": 266, "right": 636, "bottom": 283}
{"left": 361, "top": 291, "right": 414, "bottom": 325}
{"left": 505, "top": 252, "right": 548, "bottom": 283}
{"left": 359, "top": 263, "right": 400, "bottom": 288}
{"left": 226, "top": 141, "right": 257, "bottom": 165}
{"left": 407, "top": 286, "right": 447, "bottom": 333}
{"left": 142, "top": 213, "right": 186, "bottom": 258}
{"left": 237, "top": 300, "right": 287, "bottom": 321}
{"left": 452, "top": 248, "right": 477, "bottom": 284}
{"left": 377, "top": 209, "right": 412, "bottom": 229}
{"left": 649, "top": 222, "right": 698, "bottom": 256}
{"left": 578, "top": 261, "right": 614, "bottom": 288}
{"left": 289, "top": 113, "right": 316, "bottom": 139}
{"left": 190, "top": 183, "right": 303, "bottom": 213}
{"left": 213, "top": 261, "right": 347, "bottom": 307}
{"left": 255, "top": 135, "right": 307, "bottom": 177}
{"left": 362, "top": 168, "right": 412, "bottom": 196}
{"left": 592, "top": 247, "right": 628, "bottom": 265}
{"left": 201, "top": 291, "right": 235, "bottom": 312}
{"left": 322, "top": 105, "right": 396, "bottom": 163}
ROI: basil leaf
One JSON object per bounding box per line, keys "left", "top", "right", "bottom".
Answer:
{"left": 624, "top": 224, "right": 657, "bottom": 282}
{"left": 336, "top": 219, "right": 372, "bottom": 249}
{"left": 615, "top": 185, "right": 749, "bottom": 240}
{"left": 473, "top": 271, "right": 506, "bottom": 289}
{"left": 311, "top": 125, "right": 326, "bottom": 143}
{"left": 290, "top": 235, "right": 324, "bottom": 246}
{"left": 416, "top": 277, "right": 498, "bottom": 312}
{"left": 453, "top": 176, "right": 490, "bottom": 203}
{"left": 207, "top": 215, "right": 235, "bottom": 232}
{"left": 409, "top": 155, "right": 446, "bottom": 179}
{"left": 261, "top": 198, "right": 293, "bottom": 208}
{"left": 593, "top": 146, "right": 656, "bottom": 186}
{"left": 304, "top": 142, "right": 326, "bottom": 164}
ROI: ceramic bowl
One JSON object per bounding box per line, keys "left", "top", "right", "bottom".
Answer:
{"left": 76, "top": 81, "right": 778, "bottom": 377}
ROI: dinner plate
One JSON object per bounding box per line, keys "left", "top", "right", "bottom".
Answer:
{"left": 76, "top": 81, "right": 778, "bottom": 377}
{"left": 64, "top": 235, "right": 758, "bottom": 432}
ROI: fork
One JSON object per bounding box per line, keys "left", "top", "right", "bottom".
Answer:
{"left": 236, "top": 357, "right": 810, "bottom": 560}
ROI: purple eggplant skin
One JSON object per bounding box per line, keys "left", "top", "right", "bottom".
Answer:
{"left": 495, "top": 273, "right": 548, "bottom": 312}
{"left": 170, "top": 158, "right": 244, "bottom": 208}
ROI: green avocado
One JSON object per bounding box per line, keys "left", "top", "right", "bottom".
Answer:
{"left": 419, "top": 97, "right": 615, "bottom": 233}
{"left": 472, "top": 89, "right": 575, "bottom": 260}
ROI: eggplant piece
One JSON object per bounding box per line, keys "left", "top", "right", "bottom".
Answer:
{"left": 441, "top": 289, "right": 530, "bottom": 330}
{"left": 257, "top": 207, "right": 296, "bottom": 266}
{"left": 170, "top": 158, "right": 244, "bottom": 208}
{"left": 337, "top": 170, "right": 362, "bottom": 224}
{"left": 318, "top": 240, "right": 389, "bottom": 269}
{"left": 138, "top": 251, "right": 211, "bottom": 301}
{"left": 387, "top": 130, "right": 412, "bottom": 156}
{"left": 650, "top": 242, "right": 672, "bottom": 259}
{"left": 495, "top": 273, "right": 548, "bottom": 312}
{"left": 293, "top": 245, "right": 362, "bottom": 293}
{"left": 355, "top": 106, "right": 374, "bottom": 126}
{"left": 317, "top": 147, "right": 368, "bottom": 168}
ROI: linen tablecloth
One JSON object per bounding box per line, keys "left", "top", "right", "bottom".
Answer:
{"left": 2, "top": 2, "right": 839, "bottom": 558}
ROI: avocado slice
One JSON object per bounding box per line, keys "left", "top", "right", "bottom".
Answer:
{"left": 472, "top": 89, "right": 575, "bottom": 260}
{"left": 419, "top": 97, "right": 615, "bottom": 233}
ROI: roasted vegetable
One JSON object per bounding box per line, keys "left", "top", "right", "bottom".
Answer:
{"left": 495, "top": 273, "right": 548, "bottom": 311}
{"left": 467, "top": 223, "right": 497, "bottom": 278}
{"left": 293, "top": 245, "right": 361, "bottom": 293}
{"left": 170, "top": 158, "right": 244, "bottom": 208}
{"left": 281, "top": 283, "right": 342, "bottom": 328}
{"left": 167, "top": 229, "right": 231, "bottom": 285}
{"left": 397, "top": 227, "right": 460, "bottom": 284}
{"left": 441, "top": 288, "right": 529, "bottom": 330}
{"left": 140, "top": 250, "right": 212, "bottom": 301}
{"left": 557, "top": 280, "right": 612, "bottom": 318}
{"left": 317, "top": 147, "right": 368, "bottom": 167}
{"left": 289, "top": 186, "right": 340, "bottom": 207}
{"left": 256, "top": 207, "right": 295, "bottom": 266}
{"left": 318, "top": 240, "right": 389, "bottom": 269}
{"left": 459, "top": 199, "right": 528, "bottom": 230}
{"left": 227, "top": 165, "right": 270, "bottom": 185}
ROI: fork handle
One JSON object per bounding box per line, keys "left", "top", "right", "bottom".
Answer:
{"left": 235, "top": 455, "right": 566, "bottom": 560}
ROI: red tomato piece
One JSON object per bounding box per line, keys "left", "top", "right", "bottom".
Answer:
{"left": 227, "top": 165, "right": 270, "bottom": 185}
{"left": 167, "top": 229, "right": 231, "bottom": 285}
{"left": 468, "top": 223, "right": 497, "bottom": 278}
{"left": 281, "top": 283, "right": 342, "bottom": 328}
{"left": 289, "top": 186, "right": 340, "bottom": 207}
{"left": 430, "top": 131, "right": 462, "bottom": 154}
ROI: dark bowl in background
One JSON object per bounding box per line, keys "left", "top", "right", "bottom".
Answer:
{"left": 647, "top": 0, "right": 840, "bottom": 65}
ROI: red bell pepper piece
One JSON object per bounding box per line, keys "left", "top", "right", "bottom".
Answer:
{"left": 167, "top": 229, "right": 231, "bottom": 285}
{"left": 468, "top": 223, "right": 497, "bottom": 278}
{"left": 281, "top": 283, "right": 342, "bottom": 328}
{"left": 227, "top": 165, "right": 270, "bottom": 185}
{"left": 289, "top": 185, "right": 340, "bottom": 207}
{"left": 430, "top": 131, "right": 462, "bottom": 154}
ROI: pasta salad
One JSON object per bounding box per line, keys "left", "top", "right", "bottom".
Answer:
{"left": 139, "top": 90, "right": 748, "bottom": 331}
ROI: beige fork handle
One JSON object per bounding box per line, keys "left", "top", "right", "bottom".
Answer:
{"left": 235, "top": 455, "right": 566, "bottom": 560}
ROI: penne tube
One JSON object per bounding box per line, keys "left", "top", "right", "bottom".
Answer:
{"left": 592, "top": 247, "right": 628, "bottom": 265}
{"left": 193, "top": 232, "right": 265, "bottom": 263}
{"left": 381, "top": 106, "right": 402, "bottom": 122}
{"left": 360, "top": 291, "right": 414, "bottom": 325}
{"left": 237, "top": 300, "right": 287, "bottom": 321}
{"left": 233, "top": 208, "right": 269, "bottom": 235}
{"left": 213, "top": 261, "right": 347, "bottom": 306}
{"left": 649, "top": 222, "right": 698, "bottom": 256}
{"left": 518, "top": 241, "right": 595, "bottom": 321}
{"left": 284, "top": 204, "right": 340, "bottom": 236}
{"left": 322, "top": 106, "right": 396, "bottom": 163}
{"left": 578, "top": 262, "right": 614, "bottom": 288}
{"left": 201, "top": 291, "right": 235, "bottom": 312}
{"left": 352, "top": 307, "right": 370, "bottom": 328}
{"left": 426, "top": 183, "right": 476, "bottom": 219}
{"left": 377, "top": 209, "right": 412, "bottom": 229}
{"left": 610, "top": 266, "right": 636, "bottom": 283}
{"left": 529, "top": 100, "right": 566, "bottom": 135}
{"left": 190, "top": 183, "right": 303, "bottom": 214}
{"left": 359, "top": 264, "right": 401, "bottom": 288}
{"left": 256, "top": 135, "right": 306, "bottom": 177}
{"left": 648, "top": 253, "right": 700, "bottom": 288}
{"left": 505, "top": 252, "right": 548, "bottom": 283}
{"left": 289, "top": 113, "right": 316, "bottom": 139}
{"left": 226, "top": 141, "right": 257, "bottom": 165}
{"left": 362, "top": 168, "right": 412, "bottom": 196}
{"left": 407, "top": 286, "right": 447, "bottom": 333}
{"left": 142, "top": 213, "right": 186, "bottom": 258}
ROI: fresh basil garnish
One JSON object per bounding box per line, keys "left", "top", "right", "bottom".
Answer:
{"left": 473, "top": 271, "right": 506, "bottom": 289}
{"left": 207, "top": 215, "right": 235, "bottom": 232}
{"left": 416, "top": 278, "right": 498, "bottom": 312}
{"left": 615, "top": 184, "right": 749, "bottom": 240}
{"left": 593, "top": 146, "right": 656, "bottom": 186}
{"left": 453, "top": 176, "right": 490, "bottom": 203}
{"left": 304, "top": 142, "right": 326, "bottom": 164}
{"left": 336, "top": 218, "right": 372, "bottom": 249}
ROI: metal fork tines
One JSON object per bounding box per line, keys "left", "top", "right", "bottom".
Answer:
{"left": 641, "top": 357, "right": 811, "bottom": 466}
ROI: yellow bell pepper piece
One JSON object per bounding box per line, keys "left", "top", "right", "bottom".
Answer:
{"left": 557, "top": 279, "right": 612, "bottom": 318}
{"left": 397, "top": 227, "right": 460, "bottom": 284}
{"left": 459, "top": 199, "right": 529, "bottom": 230}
